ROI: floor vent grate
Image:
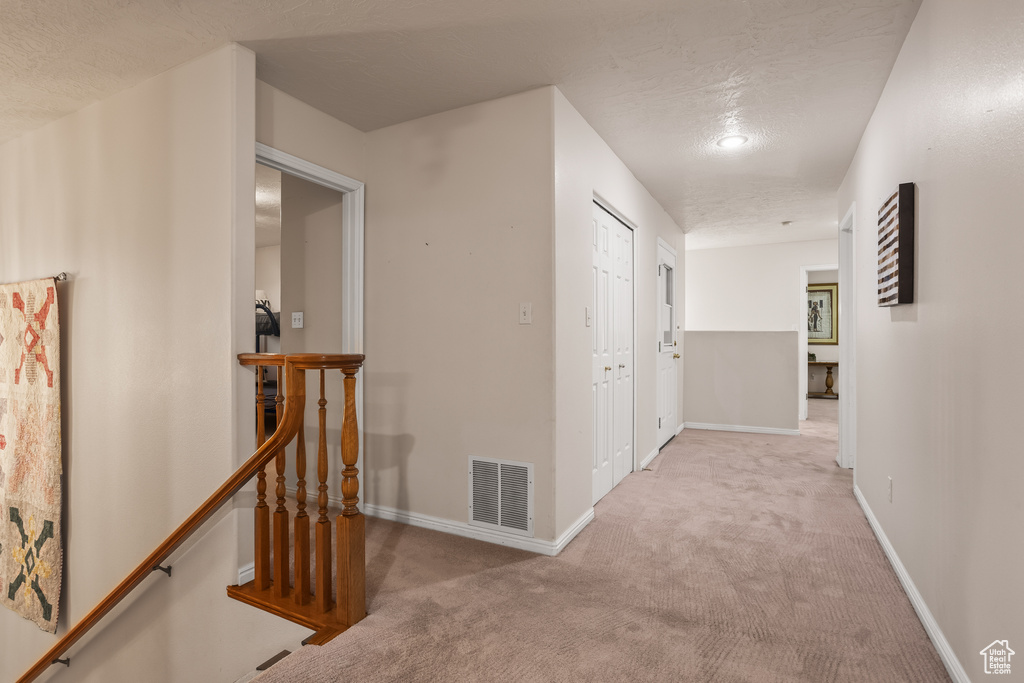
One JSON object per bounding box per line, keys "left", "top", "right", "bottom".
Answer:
{"left": 469, "top": 457, "right": 533, "bottom": 537}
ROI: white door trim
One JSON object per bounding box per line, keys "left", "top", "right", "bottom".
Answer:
{"left": 255, "top": 143, "right": 365, "bottom": 465}
{"left": 838, "top": 203, "right": 857, "bottom": 469}
{"left": 656, "top": 235, "right": 677, "bottom": 258}
{"left": 799, "top": 262, "right": 838, "bottom": 422}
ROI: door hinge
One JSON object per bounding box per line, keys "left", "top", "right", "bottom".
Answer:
{"left": 658, "top": 417, "right": 662, "bottom": 428}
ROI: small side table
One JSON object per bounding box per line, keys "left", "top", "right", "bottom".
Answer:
{"left": 808, "top": 361, "right": 838, "bottom": 399}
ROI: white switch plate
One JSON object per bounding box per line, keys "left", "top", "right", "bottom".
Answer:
{"left": 585, "top": 306, "right": 592, "bottom": 327}
{"left": 519, "top": 302, "right": 532, "bottom": 325}
{"left": 292, "top": 312, "right": 304, "bottom": 329}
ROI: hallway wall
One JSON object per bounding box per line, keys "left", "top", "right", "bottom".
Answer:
{"left": 683, "top": 331, "right": 798, "bottom": 433}
{"left": 363, "top": 88, "right": 558, "bottom": 538}
{"left": 0, "top": 44, "right": 310, "bottom": 682}
{"left": 553, "top": 88, "right": 686, "bottom": 534}
{"left": 685, "top": 239, "right": 837, "bottom": 332}
{"left": 838, "top": 0, "right": 1024, "bottom": 676}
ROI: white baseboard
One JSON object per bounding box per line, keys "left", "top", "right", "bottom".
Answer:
{"left": 676, "top": 422, "right": 685, "bottom": 436}
{"left": 237, "top": 561, "right": 254, "bottom": 586}
{"left": 640, "top": 447, "right": 660, "bottom": 469}
{"left": 854, "top": 486, "right": 969, "bottom": 683}
{"left": 684, "top": 422, "right": 800, "bottom": 437}
{"left": 363, "top": 503, "right": 594, "bottom": 557}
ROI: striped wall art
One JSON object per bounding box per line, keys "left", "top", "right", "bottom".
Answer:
{"left": 877, "top": 183, "right": 915, "bottom": 306}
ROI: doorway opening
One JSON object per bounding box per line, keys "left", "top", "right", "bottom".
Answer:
{"left": 251, "top": 144, "right": 365, "bottom": 468}
{"left": 799, "top": 263, "right": 839, "bottom": 423}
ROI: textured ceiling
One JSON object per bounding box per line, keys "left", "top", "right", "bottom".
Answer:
{"left": 1, "top": 0, "right": 921, "bottom": 249}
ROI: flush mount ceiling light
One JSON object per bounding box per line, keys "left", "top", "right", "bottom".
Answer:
{"left": 716, "top": 135, "right": 748, "bottom": 149}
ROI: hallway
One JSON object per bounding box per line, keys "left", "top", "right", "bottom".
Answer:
{"left": 254, "top": 402, "right": 948, "bottom": 682}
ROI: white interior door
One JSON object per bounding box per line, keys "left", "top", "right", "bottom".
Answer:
{"left": 612, "top": 222, "right": 634, "bottom": 486}
{"left": 593, "top": 202, "right": 634, "bottom": 504}
{"left": 656, "top": 242, "right": 677, "bottom": 447}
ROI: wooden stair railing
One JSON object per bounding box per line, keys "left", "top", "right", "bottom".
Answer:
{"left": 226, "top": 353, "right": 367, "bottom": 643}
{"left": 18, "top": 353, "right": 365, "bottom": 683}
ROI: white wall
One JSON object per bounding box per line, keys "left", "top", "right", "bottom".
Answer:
{"left": 553, "top": 89, "right": 685, "bottom": 534}
{"left": 683, "top": 331, "right": 798, "bottom": 433}
{"left": 255, "top": 245, "right": 281, "bottom": 313}
{"left": 686, "top": 239, "right": 837, "bottom": 331}
{"left": 0, "top": 44, "right": 308, "bottom": 682}
{"left": 686, "top": 239, "right": 837, "bottom": 421}
{"left": 838, "top": 0, "right": 1024, "bottom": 676}
{"left": 362, "top": 89, "right": 557, "bottom": 538}
{"left": 255, "top": 80, "right": 367, "bottom": 182}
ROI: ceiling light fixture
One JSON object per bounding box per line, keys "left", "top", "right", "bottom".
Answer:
{"left": 716, "top": 135, "right": 748, "bottom": 149}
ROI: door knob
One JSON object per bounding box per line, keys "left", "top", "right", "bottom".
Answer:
{"left": 672, "top": 353, "right": 680, "bottom": 359}
{"left": 604, "top": 366, "right": 612, "bottom": 371}
{"left": 618, "top": 364, "right": 625, "bottom": 369}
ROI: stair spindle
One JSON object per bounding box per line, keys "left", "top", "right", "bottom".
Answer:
{"left": 254, "top": 365, "right": 270, "bottom": 591}
{"left": 273, "top": 364, "right": 290, "bottom": 598}
{"left": 315, "top": 370, "right": 333, "bottom": 613}
{"left": 336, "top": 366, "right": 365, "bottom": 625}
{"left": 293, "top": 408, "right": 311, "bottom": 605}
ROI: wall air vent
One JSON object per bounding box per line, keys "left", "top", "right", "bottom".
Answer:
{"left": 468, "top": 456, "right": 534, "bottom": 537}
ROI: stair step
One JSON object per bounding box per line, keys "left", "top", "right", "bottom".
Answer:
{"left": 226, "top": 581, "right": 352, "bottom": 645}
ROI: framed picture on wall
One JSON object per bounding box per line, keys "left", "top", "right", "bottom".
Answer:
{"left": 807, "top": 283, "right": 838, "bottom": 345}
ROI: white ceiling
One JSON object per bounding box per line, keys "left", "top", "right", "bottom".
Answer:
{"left": 1, "top": 0, "right": 921, "bottom": 249}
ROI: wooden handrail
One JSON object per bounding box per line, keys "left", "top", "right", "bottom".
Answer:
{"left": 237, "top": 352, "right": 286, "bottom": 367}
{"left": 19, "top": 354, "right": 364, "bottom": 683}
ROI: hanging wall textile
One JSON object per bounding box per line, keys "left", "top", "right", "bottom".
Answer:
{"left": 0, "top": 278, "right": 62, "bottom": 632}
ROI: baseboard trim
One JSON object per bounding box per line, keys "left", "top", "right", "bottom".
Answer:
{"left": 683, "top": 422, "right": 800, "bottom": 437}
{"left": 675, "top": 422, "right": 685, "bottom": 435}
{"left": 854, "top": 486, "right": 969, "bottom": 683}
{"left": 640, "top": 447, "right": 660, "bottom": 469}
{"left": 237, "top": 561, "right": 255, "bottom": 586}
{"left": 362, "top": 503, "right": 594, "bottom": 557}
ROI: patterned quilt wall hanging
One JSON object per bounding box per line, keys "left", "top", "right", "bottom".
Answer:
{"left": 0, "top": 278, "right": 62, "bottom": 632}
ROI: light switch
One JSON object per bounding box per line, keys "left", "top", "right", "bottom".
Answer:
{"left": 519, "top": 302, "right": 532, "bottom": 325}
{"left": 585, "top": 306, "right": 592, "bottom": 327}
{"left": 292, "top": 312, "right": 304, "bottom": 329}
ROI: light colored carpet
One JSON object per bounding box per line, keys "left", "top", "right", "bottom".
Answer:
{"left": 254, "top": 401, "right": 949, "bottom": 682}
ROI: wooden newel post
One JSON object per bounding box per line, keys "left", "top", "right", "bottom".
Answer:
{"left": 336, "top": 365, "right": 366, "bottom": 625}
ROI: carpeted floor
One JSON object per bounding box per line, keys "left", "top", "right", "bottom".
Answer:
{"left": 254, "top": 401, "right": 949, "bottom": 682}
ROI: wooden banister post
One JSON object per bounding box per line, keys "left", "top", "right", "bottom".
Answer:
{"left": 254, "top": 365, "right": 270, "bottom": 591}
{"left": 315, "top": 370, "right": 333, "bottom": 613}
{"left": 336, "top": 365, "right": 366, "bottom": 625}
{"left": 293, "top": 403, "right": 311, "bottom": 605}
{"left": 273, "top": 364, "right": 290, "bottom": 599}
